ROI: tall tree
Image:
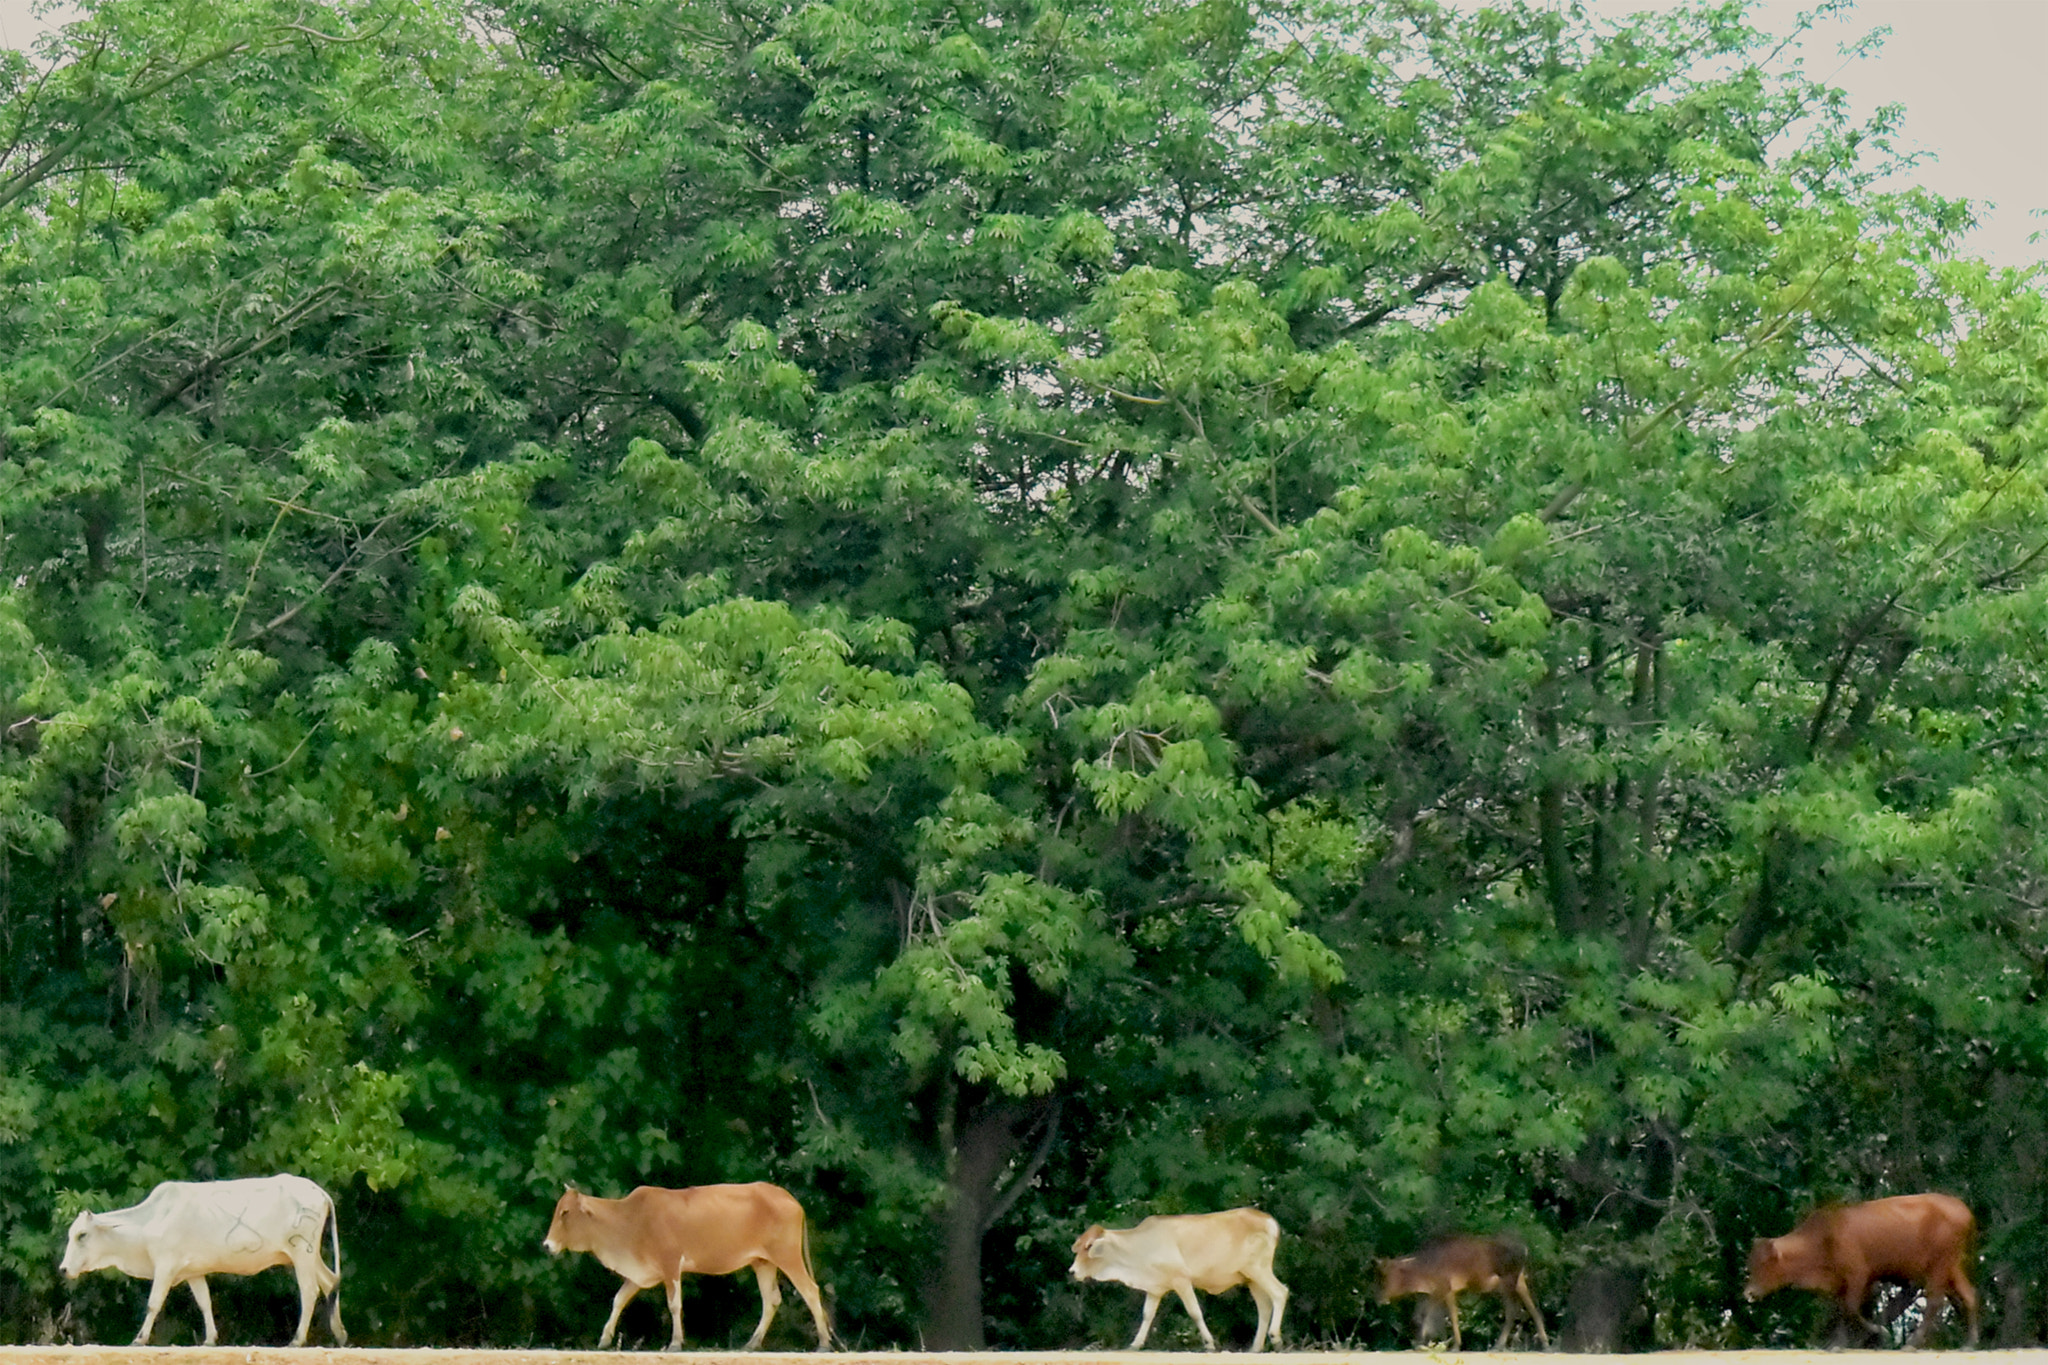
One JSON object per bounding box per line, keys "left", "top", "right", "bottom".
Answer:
{"left": 2, "top": 0, "right": 2045, "bottom": 1348}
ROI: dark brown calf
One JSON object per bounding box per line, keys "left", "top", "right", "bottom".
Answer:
{"left": 1378, "top": 1233, "right": 1549, "bottom": 1351}
{"left": 1745, "top": 1192, "right": 1978, "bottom": 1348}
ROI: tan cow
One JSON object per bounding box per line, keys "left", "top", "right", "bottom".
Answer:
{"left": 1069, "top": 1208, "right": 1289, "bottom": 1352}
{"left": 58, "top": 1174, "right": 345, "bottom": 1347}
{"left": 1746, "top": 1192, "right": 1979, "bottom": 1348}
{"left": 543, "top": 1182, "right": 830, "bottom": 1351}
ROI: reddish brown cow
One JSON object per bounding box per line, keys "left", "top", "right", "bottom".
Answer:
{"left": 543, "top": 1183, "right": 830, "bottom": 1351}
{"left": 1745, "top": 1193, "right": 1979, "bottom": 1348}
{"left": 1377, "top": 1233, "right": 1549, "bottom": 1352}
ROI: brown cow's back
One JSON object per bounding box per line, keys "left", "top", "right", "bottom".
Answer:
{"left": 1816, "top": 1195, "right": 1972, "bottom": 1283}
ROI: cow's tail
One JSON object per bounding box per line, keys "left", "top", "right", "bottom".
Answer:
{"left": 324, "top": 1192, "right": 348, "bottom": 1345}
{"left": 801, "top": 1205, "right": 836, "bottom": 1349}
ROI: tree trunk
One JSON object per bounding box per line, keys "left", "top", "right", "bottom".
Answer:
{"left": 924, "top": 1100, "right": 1021, "bottom": 1350}
{"left": 1537, "top": 703, "right": 1586, "bottom": 934}
{"left": 923, "top": 1094, "right": 1062, "bottom": 1350}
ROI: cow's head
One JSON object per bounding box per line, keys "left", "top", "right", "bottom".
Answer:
{"left": 1743, "top": 1238, "right": 1785, "bottom": 1300}
{"left": 1375, "top": 1256, "right": 1421, "bottom": 1303}
{"left": 1068, "top": 1224, "right": 1112, "bottom": 1281}
{"left": 542, "top": 1187, "right": 589, "bottom": 1256}
{"left": 59, "top": 1211, "right": 107, "bottom": 1279}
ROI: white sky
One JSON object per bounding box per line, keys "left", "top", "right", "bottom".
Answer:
{"left": 1528, "top": 0, "right": 2047, "bottom": 269}
{"left": 0, "top": 0, "right": 2040, "bottom": 268}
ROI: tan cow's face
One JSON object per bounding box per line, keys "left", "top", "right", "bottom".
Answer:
{"left": 1068, "top": 1224, "right": 1110, "bottom": 1280}
{"left": 542, "top": 1188, "right": 589, "bottom": 1256}
{"left": 59, "top": 1211, "right": 106, "bottom": 1279}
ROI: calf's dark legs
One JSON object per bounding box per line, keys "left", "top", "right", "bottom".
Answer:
{"left": 1515, "top": 1272, "right": 1551, "bottom": 1349}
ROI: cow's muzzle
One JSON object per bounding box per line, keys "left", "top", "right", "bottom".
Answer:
{"left": 542, "top": 1237, "right": 559, "bottom": 1256}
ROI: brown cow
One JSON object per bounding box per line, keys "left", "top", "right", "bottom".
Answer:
{"left": 543, "top": 1183, "right": 830, "bottom": 1351}
{"left": 1745, "top": 1192, "right": 1979, "bottom": 1348}
{"left": 1069, "top": 1208, "right": 1290, "bottom": 1351}
{"left": 1377, "top": 1233, "right": 1549, "bottom": 1352}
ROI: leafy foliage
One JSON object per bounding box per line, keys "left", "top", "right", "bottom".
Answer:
{"left": 1, "top": 0, "right": 2046, "bottom": 1348}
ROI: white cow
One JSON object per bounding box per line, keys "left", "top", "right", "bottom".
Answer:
{"left": 59, "top": 1173, "right": 346, "bottom": 1346}
{"left": 1069, "top": 1207, "right": 1289, "bottom": 1352}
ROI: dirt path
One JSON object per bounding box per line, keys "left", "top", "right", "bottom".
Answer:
{"left": 0, "top": 1350, "right": 2033, "bottom": 1365}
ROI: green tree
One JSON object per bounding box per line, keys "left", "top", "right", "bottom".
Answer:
{"left": 2, "top": 0, "right": 2046, "bottom": 1349}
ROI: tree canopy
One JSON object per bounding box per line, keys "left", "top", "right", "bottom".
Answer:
{"left": 2, "top": 0, "right": 2047, "bottom": 1348}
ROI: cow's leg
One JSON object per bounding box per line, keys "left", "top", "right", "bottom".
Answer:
{"left": 1910, "top": 1277, "right": 1949, "bottom": 1350}
{"left": 1171, "top": 1282, "right": 1218, "bottom": 1352}
{"left": 188, "top": 1276, "right": 219, "bottom": 1346}
{"left": 1838, "top": 1273, "right": 1880, "bottom": 1347}
{"left": 1246, "top": 1282, "right": 1273, "bottom": 1354}
{"left": 1496, "top": 1287, "right": 1519, "bottom": 1350}
{"left": 664, "top": 1277, "right": 686, "bottom": 1351}
{"left": 135, "top": 1268, "right": 177, "bottom": 1345}
{"left": 1245, "top": 1270, "right": 1289, "bottom": 1353}
{"left": 1951, "top": 1263, "right": 1981, "bottom": 1349}
{"left": 779, "top": 1251, "right": 832, "bottom": 1349}
{"left": 597, "top": 1281, "right": 641, "bottom": 1349}
{"left": 1129, "top": 1292, "right": 1166, "bottom": 1349}
{"left": 1516, "top": 1272, "right": 1550, "bottom": 1350}
{"left": 290, "top": 1253, "right": 323, "bottom": 1346}
{"left": 327, "top": 1275, "right": 348, "bottom": 1347}
{"left": 1445, "top": 1292, "right": 1463, "bottom": 1353}
{"left": 742, "top": 1261, "right": 782, "bottom": 1350}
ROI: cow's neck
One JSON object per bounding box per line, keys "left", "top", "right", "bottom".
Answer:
{"left": 585, "top": 1197, "right": 658, "bottom": 1283}
{"left": 94, "top": 1216, "right": 158, "bottom": 1278}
